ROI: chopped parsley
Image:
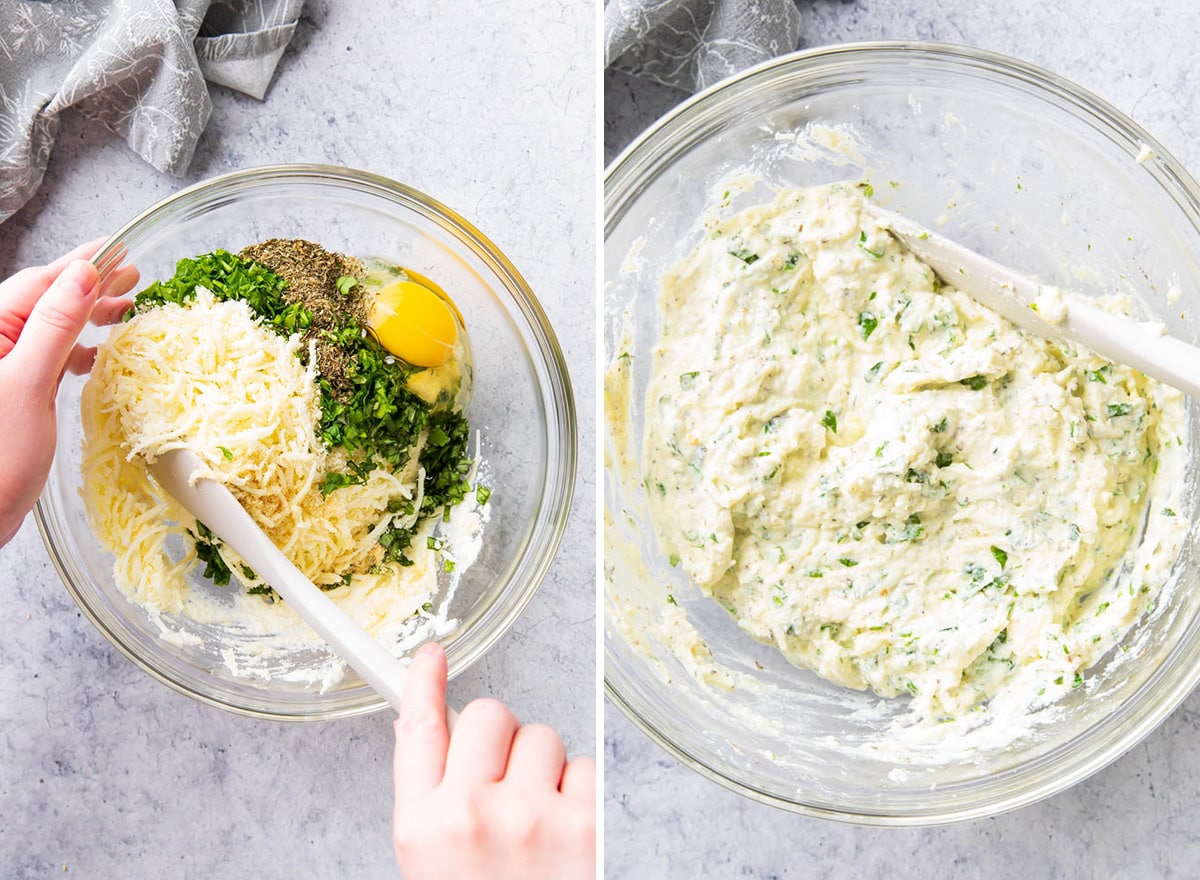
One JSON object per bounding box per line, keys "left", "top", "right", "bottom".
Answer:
{"left": 190, "top": 521, "right": 232, "bottom": 586}
{"left": 133, "top": 250, "right": 309, "bottom": 336}
{"left": 316, "top": 341, "right": 472, "bottom": 549}
{"left": 887, "top": 513, "right": 924, "bottom": 543}
{"left": 858, "top": 231, "right": 883, "bottom": 259}
{"left": 858, "top": 312, "right": 878, "bottom": 340}
{"left": 959, "top": 375, "right": 988, "bottom": 391}
{"left": 729, "top": 248, "right": 760, "bottom": 265}
{"left": 1106, "top": 403, "right": 1132, "bottom": 418}
{"left": 821, "top": 410, "right": 838, "bottom": 433}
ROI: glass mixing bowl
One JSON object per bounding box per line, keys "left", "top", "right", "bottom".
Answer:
{"left": 37, "top": 164, "right": 576, "bottom": 720}
{"left": 604, "top": 43, "right": 1200, "bottom": 823}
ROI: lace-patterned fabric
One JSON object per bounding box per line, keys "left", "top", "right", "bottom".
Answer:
{"left": 0, "top": 0, "right": 304, "bottom": 223}
{"left": 605, "top": 0, "right": 801, "bottom": 93}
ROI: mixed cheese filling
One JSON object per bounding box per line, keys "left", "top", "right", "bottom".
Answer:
{"left": 644, "top": 183, "right": 1187, "bottom": 720}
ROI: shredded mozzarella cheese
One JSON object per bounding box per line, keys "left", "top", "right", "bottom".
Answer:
{"left": 81, "top": 288, "right": 425, "bottom": 611}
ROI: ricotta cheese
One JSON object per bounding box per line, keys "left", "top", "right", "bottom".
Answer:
{"left": 643, "top": 183, "right": 1187, "bottom": 722}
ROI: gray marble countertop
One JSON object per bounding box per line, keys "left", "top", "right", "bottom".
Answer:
{"left": 0, "top": 2, "right": 593, "bottom": 877}
{"left": 605, "top": 1, "right": 1200, "bottom": 877}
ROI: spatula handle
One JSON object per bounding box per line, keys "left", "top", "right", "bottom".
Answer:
{"left": 150, "top": 449, "right": 461, "bottom": 729}
{"left": 1065, "top": 301, "right": 1200, "bottom": 400}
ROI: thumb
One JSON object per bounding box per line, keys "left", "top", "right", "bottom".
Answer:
{"left": 393, "top": 642, "right": 450, "bottom": 807}
{"left": 10, "top": 260, "right": 99, "bottom": 396}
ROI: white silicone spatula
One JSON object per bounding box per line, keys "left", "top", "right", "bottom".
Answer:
{"left": 864, "top": 202, "right": 1200, "bottom": 399}
{"left": 147, "top": 447, "right": 457, "bottom": 725}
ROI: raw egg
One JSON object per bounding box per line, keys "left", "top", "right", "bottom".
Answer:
{"left": 367, "top": 279, "right": 458, "bottom": 367}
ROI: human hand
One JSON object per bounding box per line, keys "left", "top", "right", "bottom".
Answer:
{"left": 0, "top": 242, "right": 137, "bottom": 546}
{"left": 393, "top": 642, "right": 596, "bottom": 880}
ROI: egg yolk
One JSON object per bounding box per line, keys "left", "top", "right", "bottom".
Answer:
{"left": 367, "top": 280, "right": 458, "bottom": 367}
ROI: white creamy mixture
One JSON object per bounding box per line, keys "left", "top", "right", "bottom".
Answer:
{"left": 644, "top": 183, "right": 1187, "bottom": 722}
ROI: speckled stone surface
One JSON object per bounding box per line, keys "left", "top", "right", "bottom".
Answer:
{"left": 605, "top": 1, "right": 1200, "bottom": 877}
{"left": 0, "top": 2, "right": 593, "bottom": 877}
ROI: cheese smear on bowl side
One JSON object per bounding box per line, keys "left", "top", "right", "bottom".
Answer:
{"left": 643, "top": 182, "right": 1188, "bottom": 723}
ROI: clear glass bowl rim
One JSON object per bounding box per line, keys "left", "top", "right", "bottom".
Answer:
{"left": 604, "top": 41, "right": 1200, "bottom": 824}
{"left": 36, "top": 163, "right": 578, "bottom": 722}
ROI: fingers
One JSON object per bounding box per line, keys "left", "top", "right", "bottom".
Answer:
{"left": 90, "top": 294, "right": 134, "bottom": 326}
{"left": 559, "top": 756, "right": 596, "bottom": 802}
{"left": 7, "top": 260, "right": 99, "bottom": 397}
{"left": 394, "top": 642, "right": 451, "bottom": 806}
{"left": 2, "top": 242, "right": 134, "bottom": 319}
{"left": 64, "top": 343, "right": 97, "bottom": 377}
{"left": 0, "top": 245, "right": 134, "bottom": 373}
{"left": 98, "top": 263, "right": 139, "bottom": 302}
{"left": 442, "top": 698, "right": 520, "bottom": 787}
{"left": 45, "top": 238, "right": 105, "bottom": 272}
{"left": 0, "top": 240, "right": 103, "bottom": 305}
{"left": 90, "top": 264, "right": 139, "bottom": 329}
{"left": 504, "top": 723, "right": 567, "bottom": 790}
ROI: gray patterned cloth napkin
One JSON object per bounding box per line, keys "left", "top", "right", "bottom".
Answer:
{"left": 605, "top": 0, "right": 801, "bottom": 93}
{"left": 0, "top": 0, "right": 305, "bottom": 224}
